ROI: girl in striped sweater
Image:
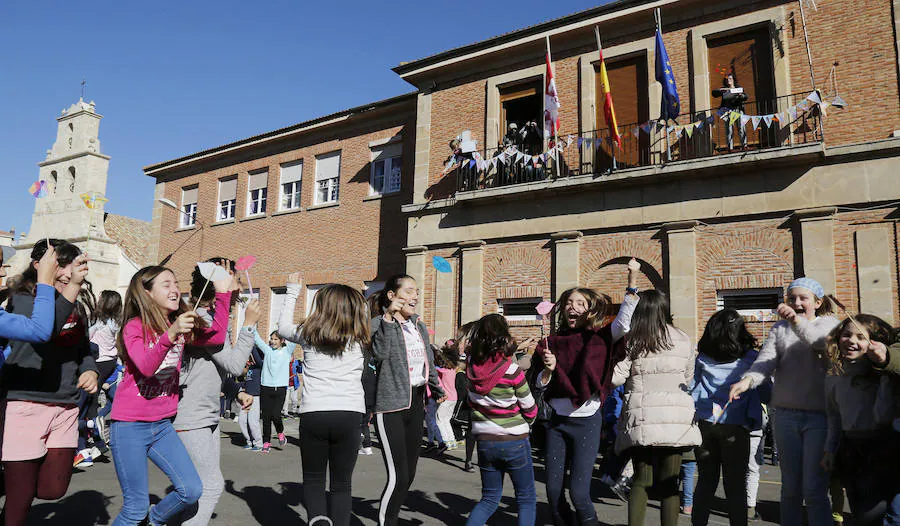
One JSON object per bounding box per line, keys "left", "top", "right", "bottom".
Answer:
{"left": 465, "top": 314, "right": 538, "bottom": 526}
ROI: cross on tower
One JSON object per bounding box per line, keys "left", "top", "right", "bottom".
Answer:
{"left": 81, "top": 78, "right": 86, "bottom": 99}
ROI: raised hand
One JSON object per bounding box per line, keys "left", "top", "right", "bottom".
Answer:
{"left": 866, "top": 340, "right": 888, "bottom": 366}
{"left": 36, "top": 246, "right": 60, "bottom": 285}
{"left": 168, "top": 311, "right": 197, "bottom": 341}
{"left": 243, "top": 299, "right": 261, "bottom": 327}
{"left": 70, "top": 254, "right": 90, "bottom": 285}
{"left": 542, "top": 348, "right": 557, "bottom": 372}
{"left": 287, "top": 272, "right": 303, "bottom": 286}
{"left": 212, "top": 260, "right": 234, "bottom": 293}
{"left": 777, "top": 303, "right": 798, "bottom": 323}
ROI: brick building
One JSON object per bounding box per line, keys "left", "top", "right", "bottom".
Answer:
{"left": 145, "top": 94, "right": 416, "bottom": 332}
{"left": 147, "top": 0, "right": 900, "bottom": 344}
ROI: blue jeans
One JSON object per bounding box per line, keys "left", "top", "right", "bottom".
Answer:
{"left": 110, "top": 420, "right": 203, "bottom": 525}
{"left": 680, "top": 460, "right": 696, "bottom": 507}
{"left": 425, "top": 398, "right": 442, "bottom": 445}
{"left": 466, "top": 438, "right": 536, "bottom": 525}
{"left": 545, "top": 410, "right": 603, "bottom": 524}
{"left": 772, "top": 408, "right": 830, "bottom": 526}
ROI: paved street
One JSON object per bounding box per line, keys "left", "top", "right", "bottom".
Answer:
{"left": 29, "top": 418, "right": 786, "bottom": 525}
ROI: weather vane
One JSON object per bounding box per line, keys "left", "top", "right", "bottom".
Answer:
{"left": 81, "top": 77, "right": 86, "bottom": 100}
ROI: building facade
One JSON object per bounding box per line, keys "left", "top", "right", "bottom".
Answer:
{"left": 145, "top": 94, "right": 416, "bottom": 333}
{"left": 393, "top": 0, "right": 900, "bottom": 343}
{"left": 149, "top": 0, "right": 900, "bottom": 344}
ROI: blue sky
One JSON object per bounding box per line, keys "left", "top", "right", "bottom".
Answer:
{"left": 0, "top": 1, "right": 602, "bottom": 237}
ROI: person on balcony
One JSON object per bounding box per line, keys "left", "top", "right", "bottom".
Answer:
{"left": 713, "top": 73, "right": 748, "bottom": 151}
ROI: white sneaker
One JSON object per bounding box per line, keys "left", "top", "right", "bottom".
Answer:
{"left": 358, "top": 447, "right": 373, "bottom": 455}
{"left": 89, "top": 446, "right": 103, "bottom": 459}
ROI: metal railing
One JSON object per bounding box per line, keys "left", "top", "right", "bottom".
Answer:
{"left": 455, "top": 92, "right": 822, "bottom": 193}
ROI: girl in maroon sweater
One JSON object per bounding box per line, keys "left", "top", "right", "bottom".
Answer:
{"left": 535, "top": 259, "right": 639, "bottom": 525}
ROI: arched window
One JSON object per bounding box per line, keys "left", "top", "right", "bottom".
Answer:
{"left": 50, "top": 170, "right": 58, "bottom": 195}
{"left": 59, "top": 166, "right": 76, "bottom": 194}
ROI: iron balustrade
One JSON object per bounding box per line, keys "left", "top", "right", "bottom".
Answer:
{"left": 455, "top": 92, "right": 822, "bottom": 193}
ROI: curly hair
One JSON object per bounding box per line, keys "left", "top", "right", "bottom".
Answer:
{"left": 825, "top": 314, "right": 895, "bottom": 376}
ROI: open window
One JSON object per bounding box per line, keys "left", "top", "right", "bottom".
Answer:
{"left": 716, "top": 288, "right": 782, "bottom": 321}
{"left": 499, "top": 79, "right": 543, "bottom": 153}
{"left": 707, "top": 28, "right": 777, "bottom": 150}
{"left": 595, "top": 53, "right": 650, "bottom": 170}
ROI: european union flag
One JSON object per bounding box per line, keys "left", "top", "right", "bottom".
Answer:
{"left": 655, "top": 28, "right": 680, "bottom": 120}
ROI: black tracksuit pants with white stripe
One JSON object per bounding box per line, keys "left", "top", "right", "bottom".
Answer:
{"left": 374, "top": 386, "right": 425, "bottom": 526}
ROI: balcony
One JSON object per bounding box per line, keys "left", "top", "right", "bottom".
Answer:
{"left": 455, "top": 92, "right": 823, "bottom": 195}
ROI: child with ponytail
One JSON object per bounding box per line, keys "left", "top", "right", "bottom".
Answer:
{"left": 109, "top": 265, "right": 231, "bottom": 526}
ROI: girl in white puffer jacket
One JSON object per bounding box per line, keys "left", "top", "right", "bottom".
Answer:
{"left": 613, "top": 289, "right": 701, "bottom": 526}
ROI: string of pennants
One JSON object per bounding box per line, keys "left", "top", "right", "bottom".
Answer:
{"left": 632, "top": 90, "right": 834, "bottom": 142}
{"left": 442, "top": 90, "right": 837, "bottom": 174}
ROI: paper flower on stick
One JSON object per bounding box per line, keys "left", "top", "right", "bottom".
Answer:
{"left": 235, "top": 255, "right": 257, "bottom": 271}
{"left": 536, "top": 301, "right": 554, "bottom": 317}
{"left": 29, "top": 180, "right": 48, "bottom": 198}
{"left": 432, "top": 256, "right": 452, "bottom": 273}
{"left": 197, "top": 262, "right": 231, "bottom": 282}
{"left": 80, "top": 192, "right": 108, "bottom": 210}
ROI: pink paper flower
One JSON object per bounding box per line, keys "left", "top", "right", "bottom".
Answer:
{"left": 536, "top": 301, "right": 554, "bottom": 316}
{"left": 235, "top": 255, "right": 257, "bottom": 271}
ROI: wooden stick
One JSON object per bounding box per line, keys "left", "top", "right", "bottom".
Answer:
{"left": 192, "top": 277, "right": 211, "bottom": 312}
{"left": 244, "top": 270, "right": 254, "bottom": 299}
{"left": 831, "top": 296, "right": 870, "bottom": 343}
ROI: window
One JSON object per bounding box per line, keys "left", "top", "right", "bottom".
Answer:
{"left": 499, "top": 80, "right": 543, "bottom": 153}
{"left": 497, "top": 298, "right": 542, "bottom": 322}
{"left": 370, "top": 144, "right": 402, "bottom": 195}
{"left": 234, "top": 289, "right": 260, "bottom": 330}
{"left": 217, "top": 178, "right": 237, "bottom": 221}
{"left": 279, "top": 161, "right": 302, "bottom": 210}
{"left": 180, "top": 187, "right": 198, "bottom": 227}
{"left": 716, "top": 288, "right": 783, "bottom": 320}
{"left": 595, "top": 54, "right": 650, "bottom": 169}
{"left": 247, "top": 170, "right": 268, "bottom": 216}
{"left": 315, "top": 151, "right": 341, "bottom": 204}
{"left": 269, "top": 287, "right": 287, "bottom": 334}
{"left": 305, "top": 284, "right": 324, "bottom": 317}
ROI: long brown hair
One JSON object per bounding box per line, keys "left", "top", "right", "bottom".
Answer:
{"left": 825, "top": 314, "right": 895, "bottom": 376}
{"left": 116, "top": 266, "right": 190, "bottom": 361}
{"left": 554, "top": 287, "right": 611, "bottom": 332}
{"left": 12, "top": 238, "right": 95, "bottom": 324}
{"left": 300, "top": 284, "right": 371, "bottom": 356}
{"left": 625, "top": 289, "right": 674, "bottom": 360}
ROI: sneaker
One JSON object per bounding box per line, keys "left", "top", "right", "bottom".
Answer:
{"left": 358, "top": 447, "right": 373, "bottom": 456}
{"left": 73, "top": 449, "right": 92, "bottom": 468}
{"left": 95, "top": 416, "right": 110, "bottom": 443}
{"left": 436, "top": 443, "right": 448, "bottom": 455}
{"left": 611, "top": 476, "right": 631, "bottom": 502}
{"left": 423, "top": 443, "right": 438, "bottom": 453}
{"left": 261, "top": 443, "right": 271, "bottom": 453}
{"left": 463, "top": 462, "right": 476, "bottom": 473}
{"left": 600, "top": 474, "right": 616, "bottom": 486}
{"left": 278, "top": 433, "right": 287, "bottom": 448}
{"left": 89, "top": 446, "right": 103, "bottom": 459}
{"left": 681, "top": 506, "right": 693, "bottom": 516}
{"left": 749, "top": 506, "right": 760, "bottom": 521}
{"left": 446, "top": 441, "right": 459, "bottom": 451}
{"left": 243, "top": 443, "right": 254, "bottom": 450}
{"left": 250, "top": 445, "right": 262, "bottom": 452}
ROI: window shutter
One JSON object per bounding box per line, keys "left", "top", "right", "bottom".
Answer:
{"left": 315, "top": 151, "right": 341, "bottom": 181}
{"left": 182, "top": 187, "right": 198, "bottom": 205}
{"left": 219, "top": 178, "right": 237, "bottom": 201}
{"left": 280, "top": 161, "right": 302, "bottom": 183}
{"left": 249, "top": 170, "right": 268, "bottom": 191}
{"left": 371, "top": 143, "right": 402, "bottom": 162}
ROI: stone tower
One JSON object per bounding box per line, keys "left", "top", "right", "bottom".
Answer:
{"left": 10, "top": 99, "right": 121, "bottom": 293}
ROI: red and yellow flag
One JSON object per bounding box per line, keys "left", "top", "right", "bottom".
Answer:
{"left": 595, "top": 27, "right": 621, "bottom": 148}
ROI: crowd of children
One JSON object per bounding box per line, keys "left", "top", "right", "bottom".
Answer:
{"left": 1, "top": 240, "right": 899, "bottom": 526}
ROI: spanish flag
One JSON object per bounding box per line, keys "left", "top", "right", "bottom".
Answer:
{"left": 595, "top": 26, "right": 620, "bottom": 148}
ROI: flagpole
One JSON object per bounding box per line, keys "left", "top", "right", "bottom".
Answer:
{"left": 595, "top": 26, "right": 617, "bottom": 174}
{"left": 545, "top": 35, "right": 560, "bottom": 180}
{"left": 656, "top": 8, "right": 673, "bottom": 163}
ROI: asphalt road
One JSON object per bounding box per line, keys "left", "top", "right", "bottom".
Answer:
{"left": 25, "top": 418, "right": 787, "bottom": 525}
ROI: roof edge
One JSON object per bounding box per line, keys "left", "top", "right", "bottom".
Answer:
{"left": 143, "top": 91, "right": 417, "bottom": 176}
{"left": 392, "top": 0, "right": 649, "bottom": 77}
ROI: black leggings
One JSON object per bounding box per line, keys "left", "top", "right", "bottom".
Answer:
{"left": 299, "top": 411, "right": 363, "bottom": 526}
{"left": 260, "top": 386, "right": 286, "bottom": 444}
{"left": 693, "top": 421, "right": 750, "bottom": 526}
{"left": 374, "top": 387, "right": 425, "bottom": 526}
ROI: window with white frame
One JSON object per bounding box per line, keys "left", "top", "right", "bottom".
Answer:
{"left": 314, "top": 151, "right": 341, "bottom": 205}
{"left": 235, "top": 289, "right": 260, "bottom": 330}
{"left": 716, "top": 288, "right": 783, "bottom": 321}
{"left": 497, "top": 298, "right": 542, "bottom": 322}
{"left": 180, "top": 187, "right": 198, "bottom": 227}
{"left": 370, "top": 143, "right": 402, "bottom": 195}
{"left": 247, "top": 170, "right": 268, "bottom": 216}
{"left": 279, "top": 161, "right": 302, "bottom": 211}
{"left": 217, "top": 178, "right": 237, "bottom": 221}
{"left": 269, "top": 287, "right": 287, "bottom": 334}
{"left": 305, "top": 284, "right": 324, "bottom": 317}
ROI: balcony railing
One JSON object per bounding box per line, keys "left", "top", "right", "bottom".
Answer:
{"left": 456, "top": 92, "right": 822, "bottom": 193}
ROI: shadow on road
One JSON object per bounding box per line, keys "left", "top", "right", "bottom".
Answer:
{"left": 28, "top": 490, "right": 112, "bottom": 526}
{"left": 225, "top": 479, "right": 304, "bottom": 525}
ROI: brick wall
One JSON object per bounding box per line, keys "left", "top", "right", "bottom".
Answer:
{"left": 153, "top": 110, "right": 415, "bottom": 331}
{"left": 483, "top": 240, "right": 552, "bottom": 343}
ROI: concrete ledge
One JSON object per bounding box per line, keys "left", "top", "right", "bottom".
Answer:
{"left": 402, "top": 197, "right": 456, "bottom": 213}
{"left": 272, "top": 207, "right": 303, "bottom": 217}
{"left": 306, "top": 202, "right": 340, "bottom": 211}
{"left": 239, "top": 214, "right": 267, "bottom": 223}
{"left": 454, "top": 142, "right": 825, "bottom": 204}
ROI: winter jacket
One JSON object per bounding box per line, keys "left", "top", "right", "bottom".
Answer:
{"left": 612, "top": 325, "right": 701, "bottom": 454}
{"left": 371, "top": 314, "right": 444, "bottom": 413}
{"left": 3, "top": 290, "right": 97, "bottom": 404}
{"left": 691, "top": 350, "right": 763, "bottom": 430}
{"left": 825, "top": 360, "right": 900, "bottom": 454}
{"left": 878, "top": 342, "right": 900, "bottom": 376}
